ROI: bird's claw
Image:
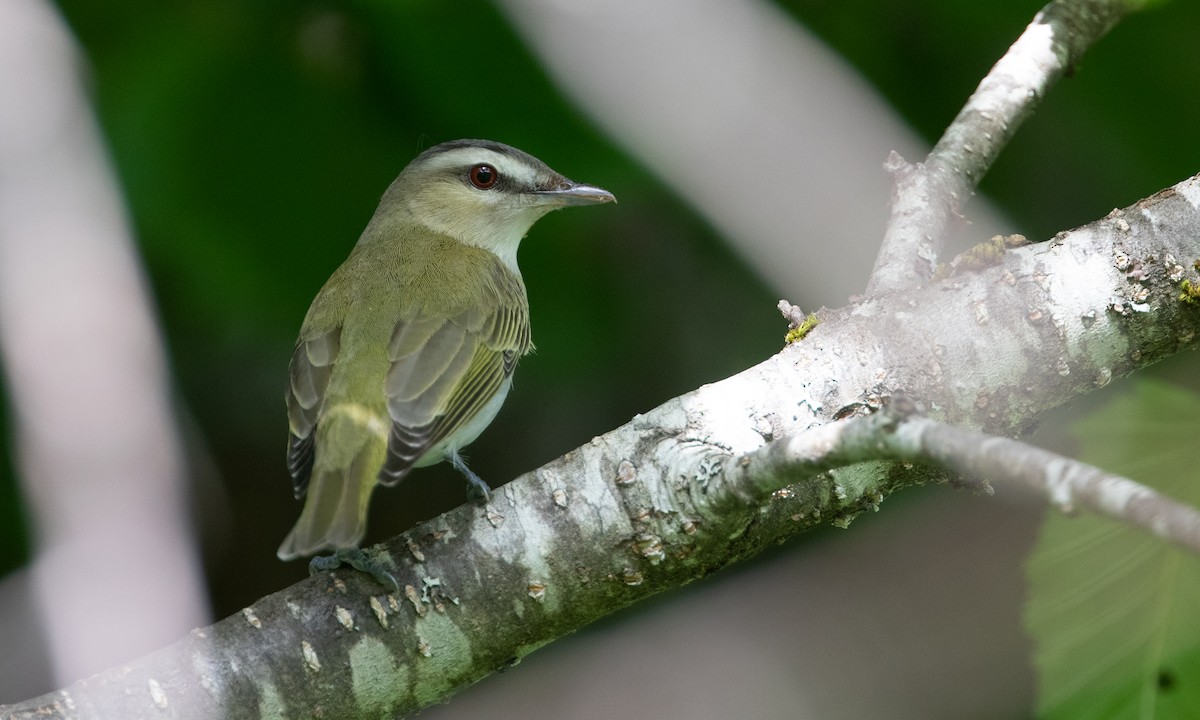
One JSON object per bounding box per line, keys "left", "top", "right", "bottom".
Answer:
{"left": 309, "top": 548, "right": 399, "bottom": 593}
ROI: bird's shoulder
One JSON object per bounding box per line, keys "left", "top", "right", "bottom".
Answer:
{"left": 297, "top": 226, "right": 528, "bottom": 345}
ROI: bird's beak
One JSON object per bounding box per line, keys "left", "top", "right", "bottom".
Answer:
{"left": 533, "top": 182, "right": 617, "bottom": 206}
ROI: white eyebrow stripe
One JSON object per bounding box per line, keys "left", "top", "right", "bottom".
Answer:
{"left": 422, "top": 148, "right": 544, "bottom": 187}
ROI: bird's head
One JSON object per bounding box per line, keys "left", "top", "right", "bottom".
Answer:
{"left": 379, "top": 139, "right": 614, "bottom": 270}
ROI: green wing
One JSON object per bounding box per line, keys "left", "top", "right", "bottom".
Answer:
{"left": 379, "top": 268, "right": 530, "bottom": 485}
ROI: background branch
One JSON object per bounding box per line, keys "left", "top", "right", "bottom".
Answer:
{"left": 0, "top": 0, "right": 207, "bottom": 686}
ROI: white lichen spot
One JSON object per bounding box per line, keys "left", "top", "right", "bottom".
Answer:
{"left": 1131, "top": 302, "right": 1150, "bottom": 313}
{"left": 420, "top": 577, "right": 444, "bottom": 605}
{"left": 147, "top": 678, "right": 168, "bottom": 709}
{"left": 696, "top": 455, "right": 723, "bottom": 483}
{"left": 615, "top": 460, "right": 637, "bottom": 485}
{"left": 59, "top": 690, "right": 76, "bottom": 711}
{"left": 370, "top": 596, "right": 389, "bottom": 629}
{"left": 772, "top": 487, "right": 795, "bottom": 500}
{"left": 417, "top": 637, "right": 432, "bottom": 658}
{"left": 1055, "top": 357, "right": 1071, "bottom": 376}
{"left": 302, "top": 641, "right": 321, "bottom": 672}
{"left": 1131, "top": 286, "right": 1150, "bottom": 304}
{"left": 286, "top": 601, "right": 302, "bottom": 620}
{"left": 681, "top": 519, "right": 697, "bottom": 535}
{"left": 486, "top": 507, "right": 505, "bottom": 527}
{"left": 527, "top": 582, "right": 547, "bottom": 602}
{"left": 332, "top": 576, "right": 348, "bottom": 594}
{"left": 407, "top": 539, "right": 426, "bottom": 563}
{"left": 1094, "top": 367, "right": 1112, "bottom": 387}
{"left": 242, "top": 607, "right": 262, "bottom": 629}
{"left": 1115, "top": 218, "right": 1130, "bottom": 233}
{"left": 190, "top": 628, "right": 207, "bottom": 640}
{"left": 1113, "top": 252, "right": 1130, "bottom": 271}
{"left": 621, "top": 567, "right": 644, "bottom": 586}
{"left": 1080, "top": 309, "right": 1096, "bottom": 323}
{"left": 833, "top": 484, "right": 847, "bottom": 500}
{"left": 552, "top": 488, "right": 569, "bottom": 508}
{"left": 200, "top": 674, "right": 218, "bottom": 698}
{"left": 335, "top": 606, "right": 356, "bottom": 632}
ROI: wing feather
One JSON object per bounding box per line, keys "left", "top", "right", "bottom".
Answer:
{"left": 378, "top": 260, "right": 530, "bottom": 486}
{"left": 285, "top": 326, "right": 342, "bottom": 498}
{"left": 387, "top": 321, "right": 471, "bottom": 403}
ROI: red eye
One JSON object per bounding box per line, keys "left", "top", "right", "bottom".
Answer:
{"left": 469, "top": 164, "right": 498, "bottom": 189}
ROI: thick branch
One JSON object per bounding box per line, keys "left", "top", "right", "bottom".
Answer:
{"left": 866, "top": 0, "right": 1134, "bottom": 295}
{"left": 4, "top": 171, "right": 1198, "bottom": 720}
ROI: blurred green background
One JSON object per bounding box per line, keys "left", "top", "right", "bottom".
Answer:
{"left": 1, "top": 0, "right": 1198, "bottom": 713}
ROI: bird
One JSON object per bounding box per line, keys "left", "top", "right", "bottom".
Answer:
{"left": 277, "top": 139, "right": 615, "bottom": 573}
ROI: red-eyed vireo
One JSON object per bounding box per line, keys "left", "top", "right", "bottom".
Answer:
{"left": 278, "top": 139, "right": 615, "bottom": 565}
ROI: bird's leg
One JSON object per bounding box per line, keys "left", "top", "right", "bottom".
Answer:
{"left": 449, "top": 449, "right": 491, "bottom": 502}
{"left": 309, "top": 548, "right": 399, "bottom": 593}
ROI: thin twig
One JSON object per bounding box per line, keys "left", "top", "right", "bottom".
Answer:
{"left": 727, "top": 403, "right": 1200, "bottom": 556}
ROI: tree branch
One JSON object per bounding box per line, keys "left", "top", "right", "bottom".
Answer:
{"left": 866, "top": 0, "right": 1134, "bottom": 295}
{"left": 730, "top": 400, "right": 1200, "bottom": 555}
{"left": 4, "top": 170, "right": 1198, "bottom": 720}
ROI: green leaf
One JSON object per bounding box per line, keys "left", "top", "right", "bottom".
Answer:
{"left": 1026, "top": 379, "right": 1200, "bottom": 718}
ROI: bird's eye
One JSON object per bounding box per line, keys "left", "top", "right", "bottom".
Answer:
{"left": 468, "top": 164, "right": 498, "bottom": 189}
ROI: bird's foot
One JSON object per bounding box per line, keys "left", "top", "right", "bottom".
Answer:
{"left": 450, "top": 450, "right": 491, "bottom": 503}
{"left": 464, "top": 470, "right": 491, "bottom": 503}
{"left": 309, "top": 548, "right": 399, "bottom": 593}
